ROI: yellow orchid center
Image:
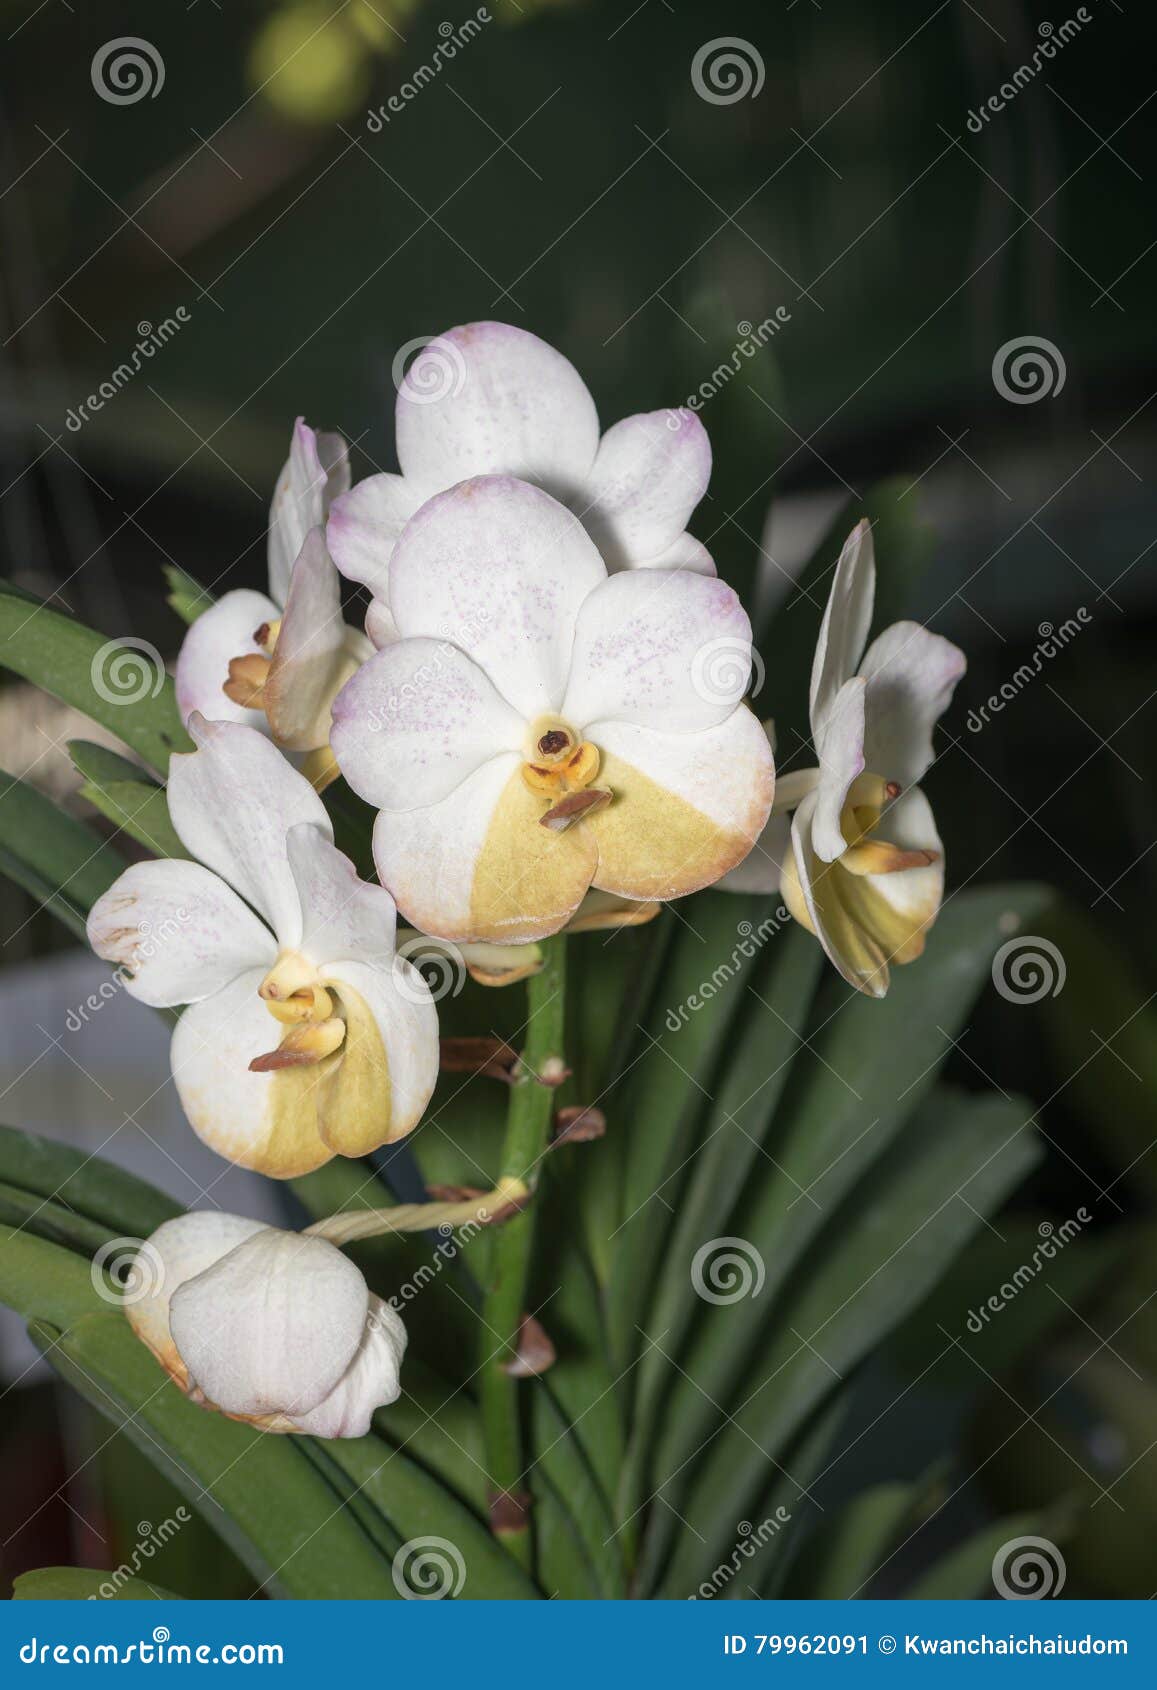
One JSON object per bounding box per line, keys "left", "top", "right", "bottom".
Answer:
{"left": 837, "top": 773, "right": 938, "bottom": 877}
{"left": 520, "top": 715, "right": 611, "bottom": 832}
{"left": 251, "top": 951, "right": 346, "bottom": 1071}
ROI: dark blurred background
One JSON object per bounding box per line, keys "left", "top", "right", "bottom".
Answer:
{"left": 1, "top": 0, "right": 1154, "bottom": 1598}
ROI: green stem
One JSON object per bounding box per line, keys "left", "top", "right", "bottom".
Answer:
{"left": 479, "top": 931, "right": 567, "bottom": 1570}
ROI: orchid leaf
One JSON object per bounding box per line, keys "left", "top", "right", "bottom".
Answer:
{"left": 0, "top": 769, "right": 126, "bottom": 940}
{"left": 12, "top": 1567, "right": 181, "bottom": 1600}
{"left": 654, "top": 1088, "right": 1041, "bottom": 1595}
{"left": 70, "top": 740, "right": 186, "bottom": 859}
{"left": 31, "top": 1311, "right": 398, "bottom": 1600}
{"left": 0, "top": 1123, "right": 181, "bottom": 1238}
{"left": 164, "top": 564, "right": 213, "bottom": 626}
{"left": 0, "top": 584, "right": 190, "bottom": 775}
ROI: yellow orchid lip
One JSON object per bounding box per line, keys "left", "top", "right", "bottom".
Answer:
{"left": 252, "top": 953, "right": 347, "bottom": 1071}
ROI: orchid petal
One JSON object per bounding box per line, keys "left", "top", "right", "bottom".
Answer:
{"left": 811, "top": 676, "right": 867, "bottom": 863}
{"left": 87, "top": 859, "right": 274, "bottom": 1009}
{"left": 167, "top": 718, "right": 331, "bottom": 945}
{"left": 170, "top": 969, "right": 334, "bottom": 1176}
{"left": 641, "top": 530, "right": 717, "bottom": 576}
{"left": 787, "top": 787, "right": 943, "bottom": 998}
{"left": 319, "top": 957, "right": 438, "bottom": 1150}
{"left": 387, "top": 476, "right": 606, "bottom": 719}
{"left": 584, "top": 706, "right": 775, "bottom": 901}
{"left": 859, "top": 620, "right": 966, "bottom": 788}
{"left": 170, "top": 1227, "right": 368, "bottom": 1420}
{"left": 290, "top": 1295, "right": 406, "bottom": 1437}
{"left": 810, "top": 518, "right": 875, "bottom": 736}
{"left": 582, "top": 408, "right": 711, "bottom": 570}
{"left": 326, "top": 472, "right": 424, "bottom": 602}
{"left": 174, "top": 588, "right": 278, "bottom": 733}
{"left": 285, "top": 823, "right": 397, "bottom": 969}
{"left": 264, "top": 528, "right": 364, "bottom": 753}
{"left": 364, "top": 598, "right": 400, "bottom": 649}
{"left": 394, "top": 322, "right": 600, "bottom": 496}
{"left": 125, "top": 1212, "right": 267, "bottom": 1389}
{"left": 717, "top": 810, "right": 792, "bottom": 895}
{"left": 331, "top": 638, "right": 524, "bottom": 811}
{"left": 561, "top": 569, "right": 753, "bottom": 735}
{"left": 371, "top": 755, "right": 597, "bottom": 943}
{"left": 269, "top": 419, "right": 350, "bottom": 605}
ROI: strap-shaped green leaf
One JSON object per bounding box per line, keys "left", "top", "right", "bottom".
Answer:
{"left": 0, "top": 1123, "right": 182, "bottom": 1238}
{"left": 0, "top": 585, "right": 190, "bottom": 775}
{"left": 784, "top": 1479, "right": 922, "bottom": 1598}
{"left": 0, "top": 769, "right": 126, "bottom": 940}
{"left": 31, "top": 1311, "right": 397, "bottom": 1600}
{"left": 317, "top": 1434, "right": 540, "bottom": 1599}
{"left": 70, "top": 740, "right": 186, "bottom": 859}
{"left": 12, "top": 1567, "right": 181, "bottom": 1600}
{"left": 164, "top": 564, "right": 213, "bottom": 626}
{"left": 651, "top": 1089, "right": 1041, "bottom": 1595}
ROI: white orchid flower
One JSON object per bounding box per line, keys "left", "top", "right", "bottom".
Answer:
{"left": 176, "top": 419, "right": 370, "bottom": 780}
{"left": 330, "top": 475, "right": 774, "bottom": 944}
{"left": 127, "top": 1212, "right": 405, "bottom": 1439}
{"left": 326, "top": 321, "right": 714, "bottom": 640}
{"left": 726, "top": 520, "right": 965, "bottom": 998}
{"left": 87, "top": 718, "right": 439, "bottom": 1177}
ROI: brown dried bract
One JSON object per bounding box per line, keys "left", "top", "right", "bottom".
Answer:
{"left": 438, "top": 1036, "right": 520, "bottom": 1081}
{"left": 553, "top": 1104, "right": 607, "bottom": 1145}
{"left": 488, "top": 1488, "right": 533, "bottom": 1535}
{"left": 502, "top": 1314, "right": 557, "bottom": 1378}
